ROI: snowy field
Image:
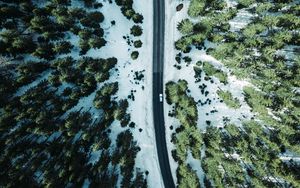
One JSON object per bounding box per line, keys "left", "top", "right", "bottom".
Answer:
{"left": 88, "top": 1, "right": 163, "bottom": 187}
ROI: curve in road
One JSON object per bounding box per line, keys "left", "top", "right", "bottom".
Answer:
{"left": 153, "top": 0, "right": 175, "bottom": 188}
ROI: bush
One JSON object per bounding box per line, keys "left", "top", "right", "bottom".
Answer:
{"left": 165, "top": 80, "right": 188, "bottom": 104}
{"left": 134, "top": 40, "right": 142, "bottom": 48}
{"left": 130, "top": 25, "right": 143, "bottom": 36}
{"left": 188, "top": 0, "right": 205, "bottom": 17}
{"left": 217, "top": 90, "right": 241, "bottom": 109}
{"left": 132, "top": 13, "right": 143, "bottom": 23}
{"left": 131, "top": 51, "right": 139, "bottom": 60}
{"left": 177, "top": 19, "right": 194, "bottom": 35}
{"left": 237, "top": 0, "right": 255, "bottom": 9}
{"left": 202, "top": 62, "right": 228, "bottom": 84}
{"left": 175, "top": 37, "right": 192, "bottom": 52}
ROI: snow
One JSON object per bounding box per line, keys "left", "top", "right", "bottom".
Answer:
{"left": 279, "top": 156, "right": 300, "bottom": 163}
{"left": 82, "top": 179, "right": 90, "bottom": 188}
{"left": 229, "top": 9, "right": 254, "bottom": 31}
{"left": 165, "top": 56, "right": 254, "bottom": 131}
{"left": 89, "top": 0, "right": 163, "bottom": 187}
{"left": 186, "top": 151, "right": 205, "bottom": 187}
{"left": 224, "top": 152, "right": 241, "bottom": 161}
{"left": 279, "top": 150, "right": 300, "bottom": 163}
{"left": 225, "top": 0, "right": 238, "bottom": 8}
{"left": 276, "top": 45, "right": 299, "bottom": 61}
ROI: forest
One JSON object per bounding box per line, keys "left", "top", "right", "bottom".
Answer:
{"left": 1, "top": 0, "right": 300, "bottom": 187}
{"left": 166, "top": 0, "right": 300, "bottom": 187}
{"left": 0, "top": 0, "right": 148, "bottom": 187}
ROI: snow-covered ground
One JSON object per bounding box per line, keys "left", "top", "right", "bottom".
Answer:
{"left": 276, "top": 45, "right": 299, "bottom": 61}
{"left": 229, "top": 9, "right": 254, "bottom": 31}
{"left": 279, "top": 150, "right": 300, "bottom": 163}
{"left": 185, "top": 48, "right": 254, "bottom": 130}
{"left": 90, "top": 1, "right": 163, "bottom": 187}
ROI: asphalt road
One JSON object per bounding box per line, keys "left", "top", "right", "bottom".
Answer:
{"left": 153, "top": 0, "right": 175, "bottom": 188}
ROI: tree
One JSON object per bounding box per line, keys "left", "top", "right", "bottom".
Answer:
{"left": 30, "top": 16, "right": 52, "bottom": 32}
{"left": 12, "top": 36, "right": 36, "bottom": 54}
{"left": 175, "top": 37, "right": 192, "bottom": 52}
{"left": 131, "top": 51, "right": 139, "bottom": 60}
{"left": 130, "top": 25, "right": 143, "bottom": 36}
{"left": 188, "top": 0, "right": 205, "bottom": 17}
{"left": 133, "top": 40, "right": 142, "bottom": 48}
{"left": 261, "top": 15, "right": 279, "bottom": 30}
{"left": 32, "top": 43, "right": 55, "bottom": 60}
{"left": 93, "top": 82, "right": 118, "bottom": 109}
{"left": 178, "top": 164, "right": 200, "bottom": 188}
{"left": 80, "top": 11, "right": 104, "bottom": 28}
{"left": 132, "top": 13, "right": 143, "bottom": 23}
{"left": 217, "top": 90, "right": 241, "bottom": 109}
{"left": 124, "top": 9, "right": 135, "bottom": 19}
{"left": 88, "top": 37, "right": 106, "bottom": 49}
{"left": 177, "top": 19, "right": 194, "bottom": 35}
{"left": 237, "top": 0, "right": 255, "bottom": 9}
{"left": 53, "top": 41, "right": 73, "bottom": 54}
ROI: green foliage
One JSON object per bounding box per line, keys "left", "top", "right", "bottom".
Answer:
{"left": 32, "top": 43, "right": 55, "bottom": 60}
{"left": 175, "top": 37, "right": 192, "bottom": 52}
{"left": 80, "top": 11, "right": 104, "bottom": 28}
{"left": 165, "top": 80, "right": 188, "bottom": 104}
{"left": 93, "top": 82, "right": 118, "bottom": 109}
{"left": 202, "top": 62, "right": 228, "bottom": 84}
{"left": 134, "top": 40, "right": 143, "bottom": 48}
{"left": 237, "top": 0, "right": 255, "bottom": 8}
{"left": 53, "top": 41, "right": 73, "bottom": 54}
{"left": 217, "top": 90, "right": 241, "bottom": 109}
{"left": 177, "top": 19, "right": 194, "bottom": 35}
{"left": 188, "top": 0, "right": 205, "bottom": 17}
{"left": 132, "top": 13, "right": 144, "bottom": 23}
{"left": 178, "top": 164, "right": 200, "bottom": 188}
{"left": 243, "top": 86, "right": 268, "bottom": 115}
{"left": 130, "top": 25, "right": 143, "bottom": 36}
{"left": 0, "top": 1, "right": 147, "bottom": 187}
{"left": 166, "top": 80, "right": 202, "bottom": 186}
{"left": 88, "top": 37, "right": 106, "bottom": 49}
{"left": 131, "top": 51, "right": 139, "bottom": 60}
{"left": 242, "top": 23, "right": 266, "bottom": 38}
{"left": 174, "top": 1, "right": 300, "bottom": 187}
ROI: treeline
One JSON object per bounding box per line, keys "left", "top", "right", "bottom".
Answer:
{"left": 166, "top": 80, "right": 202, "bottom": 188}
{"left": 114, "top": 0, "right": 144, "bottom": 60}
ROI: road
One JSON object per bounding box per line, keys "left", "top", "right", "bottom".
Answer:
{"left": 153, "top": 0, "right": 175, "bottom": 188}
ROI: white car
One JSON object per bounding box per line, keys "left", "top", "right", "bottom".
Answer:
{"left": 159, "top": 93, "right": 163, "bottom": 102}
